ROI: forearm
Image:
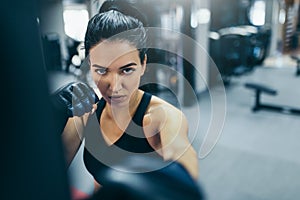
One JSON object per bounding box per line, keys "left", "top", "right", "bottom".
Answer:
{"left": 61, "top": 118, "right": 83, "bottom": 166}
{"left": 177, "top": 147, "right": 199, "bottom": 180}
{"left": 162, "top": 144, "right": 199, "bottom": 180}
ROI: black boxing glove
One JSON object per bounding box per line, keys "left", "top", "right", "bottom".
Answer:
{"left": 50, "top": 82, "right": 99, "bottom": 134}
{"left": 89, "top": 155, "right": 204, "bottom": 200}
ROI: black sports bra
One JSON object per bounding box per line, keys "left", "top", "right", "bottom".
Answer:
{"left": 83, "top": 92, "right": 161, "bottom": 185}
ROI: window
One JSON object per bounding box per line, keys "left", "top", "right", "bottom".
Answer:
{"left": 63, "top": 8, "right": 89, "bottom": 41}
{"left": 249, "top": 0, "right": 266, "bottom": 26}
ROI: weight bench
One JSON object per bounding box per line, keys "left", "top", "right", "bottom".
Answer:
{"left": 290, "top": 55, "right": 300, "bottom": 76}
{"left": 244, "top": 82, "right": 300, "bottom": 115}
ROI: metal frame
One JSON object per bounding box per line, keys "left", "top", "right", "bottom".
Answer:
{"left": 245, "top": 83, "right": 300, "bottom": 115}
{"left": 290, "top": 55, "right": 300, "bottom": 76}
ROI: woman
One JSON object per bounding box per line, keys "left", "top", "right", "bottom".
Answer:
{"left": 53, "top": 0, "right": 199, "bottom": 195}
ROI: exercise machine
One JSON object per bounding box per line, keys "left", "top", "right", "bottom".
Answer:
{"left": 245, "top": 82, "right": 300, "bottom": 115}
{"left": 290, "top": 55, "right": 300, "bottom": 76}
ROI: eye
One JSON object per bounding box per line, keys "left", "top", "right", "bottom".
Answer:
{"left": 122, "top": 68, "right": 135, "bottom": 75}
{"left": 95, "top": 68, "right": 107, "bottom": 75}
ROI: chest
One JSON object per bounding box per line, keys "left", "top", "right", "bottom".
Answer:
{"left": 99, "top": 114, "right": 161, "bottom": 150}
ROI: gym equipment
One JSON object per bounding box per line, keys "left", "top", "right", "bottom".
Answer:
{"left": 290, "top": 55, "right": 300, "bottom": 76}
{"left": 42, "top": 33, "right": 63, "bottom": 71}
{"left": 3, "top": 0, "right": 71, "bottom": 199}
{"left": 88, "top": 155, "right": 204, "bottom": 200}
{"left": 245, "top": 82, "right": 300, "bottom": 115}
{"left": 209, "top": 25, "right": 271, "bottom": 84}
{"left": 51, "top": 82, "right": 99, "bottom": 117}
{"left": 65, "top": 37, "right": 81, "bottom": 73}
{"left": 50, "top": 82, "right": 99, "bottom": 133}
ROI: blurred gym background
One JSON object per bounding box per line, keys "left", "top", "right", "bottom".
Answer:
{"left": 3, "top": 0, "right": 300, "bottom": 200}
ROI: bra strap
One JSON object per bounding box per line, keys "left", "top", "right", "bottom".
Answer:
{"left": 132, "top": 92, "right": 152, "bottom": 126}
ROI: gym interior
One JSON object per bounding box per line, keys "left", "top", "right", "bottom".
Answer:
{"left": 3, "top": 0, "right": 300, "bottom": 200}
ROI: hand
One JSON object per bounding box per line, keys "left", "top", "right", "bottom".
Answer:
{"left": 51, "top": 82, "right": 99, "bottom": 118}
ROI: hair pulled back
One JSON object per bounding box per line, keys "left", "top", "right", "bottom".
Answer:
{"left": 84, "top": 0, "right": 148, "bottom": 62}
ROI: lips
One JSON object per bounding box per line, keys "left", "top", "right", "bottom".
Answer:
{"left": 108, "top": 95, "right": 127, "bottom": 103}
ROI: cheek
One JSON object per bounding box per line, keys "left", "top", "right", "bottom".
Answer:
{"left": 125, "top": 74, "right": 141, "bottom": 89}
{"left": 91, "top": 72, "right": 107, "bottom": 91}
{"left": 91, "top": 71, "right": 100, "bottom": 85}
{"left": 96, "top": 80, "right": 108, "bottom": 97}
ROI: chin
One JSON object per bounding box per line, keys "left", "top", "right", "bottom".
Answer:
{"left": 107, "top": 95, "right": 129, "bottom": 106}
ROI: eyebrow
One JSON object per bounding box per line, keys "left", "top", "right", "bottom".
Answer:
{"left": 92, "top": 62, "right": 137, "bottom": 69}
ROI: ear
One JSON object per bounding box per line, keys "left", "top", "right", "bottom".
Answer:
{"left": 140, "top": 54, "right": 147, "bottom": 76}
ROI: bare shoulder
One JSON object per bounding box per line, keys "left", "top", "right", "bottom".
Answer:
{"left": 150, "top": 95, "right": 187, "bottom": 118}
{"left": 145, "top": 95, "right": 188, "bottom": 133}
{"left": 143, "top": 95, "right": 199, "bottom": 179}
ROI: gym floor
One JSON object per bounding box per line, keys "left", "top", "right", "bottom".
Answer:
{"left": 48, "top": 53, "right": 300, "bottom": 200}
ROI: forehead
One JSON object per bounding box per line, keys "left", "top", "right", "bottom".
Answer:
{"left": 89, "top": 40, "right": 139, "bottom": 66}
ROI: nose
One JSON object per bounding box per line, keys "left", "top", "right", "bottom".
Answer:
{"left": 108, "top": 73, "right": 122, "bottom": 92}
